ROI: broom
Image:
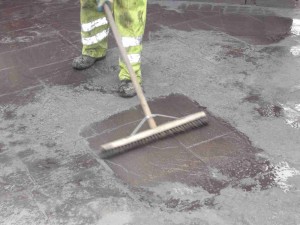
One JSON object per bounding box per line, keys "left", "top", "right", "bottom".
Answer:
{"left": 99, "top": 4, "right": 208, "bottom": 158}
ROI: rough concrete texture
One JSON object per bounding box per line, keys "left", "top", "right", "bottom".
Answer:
{"left": 1, "top": 0, "right": 300, "bottom": 224}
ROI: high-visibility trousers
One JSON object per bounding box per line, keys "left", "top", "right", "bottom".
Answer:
{"left": 80, "top": 0, "right": 147, "bottom": 82}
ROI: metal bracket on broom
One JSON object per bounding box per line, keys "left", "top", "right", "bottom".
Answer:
{"left": 130, "top": 114, "right": 179, "bottom": 136}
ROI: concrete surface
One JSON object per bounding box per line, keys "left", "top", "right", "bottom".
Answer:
{"left": 84, "top": 94, "right": 275, "bottom": 193}
{"left": 1, "top": 0, "right": 300, "bottom": 224}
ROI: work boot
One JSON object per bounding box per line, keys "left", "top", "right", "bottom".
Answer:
{"left": 118, "top": 80, "right": 137, "bottom": 98}
{"left": 72, "top": 55, "right": 105, "bottom": 70}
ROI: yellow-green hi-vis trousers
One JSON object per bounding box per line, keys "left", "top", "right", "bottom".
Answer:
{"left": 80, "top": 0, "right": 147, "bottom": 82}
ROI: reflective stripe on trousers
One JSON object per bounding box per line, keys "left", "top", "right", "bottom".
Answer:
{"left": 80, "top": 0, "right": 147, "bottom": 82}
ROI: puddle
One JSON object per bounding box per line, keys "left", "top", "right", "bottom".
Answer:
{"left": 79, "top": 94, "right": 300, "bottom": 210}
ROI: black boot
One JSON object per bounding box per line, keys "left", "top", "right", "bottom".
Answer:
{"left": 118, "top": 80, "right": 137, "bottom": 98}
{"left": 72, "top": 55, "right": 105, "bottom": 70}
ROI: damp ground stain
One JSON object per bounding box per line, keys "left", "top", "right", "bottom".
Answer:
{"left": 82, "top": 94, "right": 275, "bottom": 207}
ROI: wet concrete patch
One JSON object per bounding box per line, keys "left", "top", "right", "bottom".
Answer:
{"left": 0, "top": 86, "right": 44, "bottom": 106}
{"left": 255, "top": 0, "right": 300, "bottom": 8}
{"left": 82, "top": 94, "right": 275, "bottom": 199}
{"left": 0, "top": 190, "right": 47, "bottom": 225}
{"left": 0, "top": 152, "right": 35, "bottom": 196}
{"left": 2, "top": 109, "right": 17, "bottom": 120}
{"left": 281, "top": 103, "right": 300, "bottom": 128}
{"left": 242, "top": 92, "right": 285, "bottom": 118}
{"left": 255, "top": 104, "right": 283, "bottom": 117}
{"left": 147, "top": 3, "right": 293, "bottom": 45}
{"left": 0, "top": 142, "right": 7, "bottom": 153}
{"left": 0, "top": 67, "right": 40, "bottom": 95}
{"left": 0, "top": 4, "right": 42, "bottom": 23}
{"left": 10, "top": 146, "right": 128, "bottom": 222}
{"left": 0, "top": 25, "right": 59, "bottom": 54}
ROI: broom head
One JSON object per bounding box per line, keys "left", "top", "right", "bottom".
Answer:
{"left": 99, "top": 111, "right": 208, "bottom": 159}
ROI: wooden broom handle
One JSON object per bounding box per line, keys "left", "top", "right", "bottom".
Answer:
{"left": 104, "top": 4, "right": 157, "bottom": 129}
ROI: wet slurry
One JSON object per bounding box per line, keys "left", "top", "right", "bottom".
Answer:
{"left": 82, "top": 94, "right": 276, "bottom": 209}
{"left": 1, "top": 0, "right": 300, "bottom": 224}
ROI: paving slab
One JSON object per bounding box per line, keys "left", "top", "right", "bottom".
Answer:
{"left": 82, "top": 94, "right": 273, "bottom": 195}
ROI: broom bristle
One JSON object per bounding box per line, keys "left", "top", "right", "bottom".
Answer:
{"left": 99, "top": 111, "right": 208, "bottom": 159}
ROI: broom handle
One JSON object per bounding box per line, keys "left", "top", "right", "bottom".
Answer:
{"left": 104, "top": 4, "right": 157, "bottom": 129}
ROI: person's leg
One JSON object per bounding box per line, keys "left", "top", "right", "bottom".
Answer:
{"left": 114, "top": 0, "right": 147, "bottom": 97}
{"left": 72, "top": 0, "right": 109, "bottom": 70}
